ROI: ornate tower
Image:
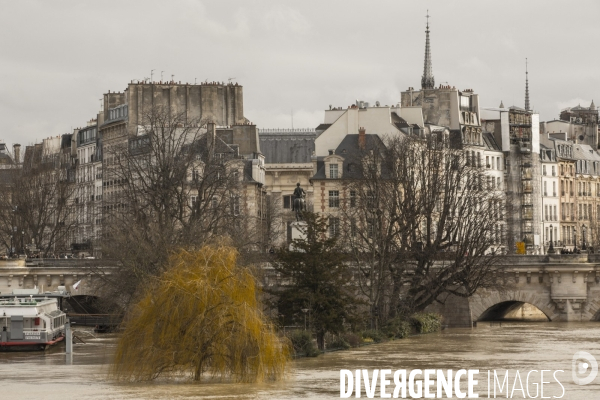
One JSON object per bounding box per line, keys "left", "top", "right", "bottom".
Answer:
{"left": 525, "top": 58, "right": 531, "bottom": 111}
{"left": 421, "top": 11, "right": 435, "bottom": 90}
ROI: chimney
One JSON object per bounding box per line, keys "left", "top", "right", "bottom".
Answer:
{"left": 13, "top": 144, "right": 20, "bottom": 164}
{"left": 358, "top": 127, "right": 366, "bottom": 149}
{"left": 207, "top": 122, "right": 216, "bottom": 152}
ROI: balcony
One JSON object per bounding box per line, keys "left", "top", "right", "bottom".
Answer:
{"left": 522, "top": 211, "right": 534, "bottom": 220}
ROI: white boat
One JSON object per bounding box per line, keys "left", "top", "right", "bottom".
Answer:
{"left": 0, "top": 288, "right": 67, "bottom": 351}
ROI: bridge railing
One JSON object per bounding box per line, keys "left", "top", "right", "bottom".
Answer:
{"left": 67, "top": 313, "right": 122, "bottom": 327}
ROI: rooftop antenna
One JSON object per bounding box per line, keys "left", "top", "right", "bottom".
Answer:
{"left": 228, "top": 77, "right": 236, "bottom": 83}
{"left": 171, "top": 74, "right": 174, "bottom": 82}
{"left": 99, "top": 98, "right": 103, "bottom": 111}
{"left": 291, "top": 109, "right": 294, "bottom": 130}
{"left": 151, "top": 69, "right": 154, "bottom": 82}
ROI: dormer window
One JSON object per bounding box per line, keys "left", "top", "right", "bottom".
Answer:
{"left": 330, "top": 163, "right": 339, "bottom": 179}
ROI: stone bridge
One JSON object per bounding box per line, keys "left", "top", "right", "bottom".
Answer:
{"left": 0, "top": 259, "right": 113, "bottom": 295}
{"left": 4, "top": 255, "right": 600, "bottom": 329}
{"left": 0, "top": 259, "right": 117, "bottom": 316}
{"left": 432, "top": 254, "right": 600, "bottom": 327}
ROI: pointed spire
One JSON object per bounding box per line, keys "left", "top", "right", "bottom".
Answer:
{"left": 421, "top": 10, "right": 435, "bottom": 90}
{"left": 499, "top": 100, "right": 505, "bottom": 108}
{"left": 525, "top": 58, "right": 531, "bottom": 111}
{"left": 590, "top": 99, "right": 596, "bottom": 110}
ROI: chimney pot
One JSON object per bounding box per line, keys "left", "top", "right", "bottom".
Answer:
{"left": 358, "top": 127, "right": 366, "bottom": 149}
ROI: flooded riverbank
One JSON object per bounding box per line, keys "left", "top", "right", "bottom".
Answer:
{"left": 1, "top": 322, "right": 599, "bottom": 399}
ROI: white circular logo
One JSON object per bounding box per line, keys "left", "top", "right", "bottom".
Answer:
{"left": 572, "top": 351, "right": 598, "bottom": 385}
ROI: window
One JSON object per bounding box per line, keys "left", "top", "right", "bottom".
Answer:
{"left": 350, "top": 191, "right": 356, "bottom": 207}
{"left": 552, "top": 166, "right": 555, "bottom": 176}
{"left": 350, "top": 219, "right": 357, "bottom": 237}
{"left": 329, "top": 191, "right": 339, "bottom": 208}
{"left": 366, "top": 191, "right": 376, "bottom": 209}
{"left": 329, "top": 217, "right": 339, "bottom": 237}
{"left": 211, "top": 196, "right": 218, "bottom": 209}
{"left": 283, "top": 195, "right": 293, "bottom": 209}
{"left": 231, "top": 196, "right": 240, "bottom": 216}
{"left": 543, "top": 165, "right": 546, "bottom": 175}
{"left": 329, "top": 164, "right": 339, "bottom": 179}
{"left": 367, "top": 218, "right": 375, "bottom": 238}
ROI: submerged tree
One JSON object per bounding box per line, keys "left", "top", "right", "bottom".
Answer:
{"left": 340, "top": 135, "right": 507, "bottom": 320}
{"left": 270, "top": 212, "right": 359, "bottom": 350}
{"left": 99, "top": 108, "right": 243, "bottom": 307}
{"left": 112, "top": 244, "right": 289, "bottom": 382}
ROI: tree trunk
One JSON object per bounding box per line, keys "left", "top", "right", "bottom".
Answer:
{"left": 316, "top": 330, "right": 325, "bottom": 351}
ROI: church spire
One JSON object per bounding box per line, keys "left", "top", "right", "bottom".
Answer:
{"left": 525, "top": 58, "right": 531, "bottom": 111}
{"left": 421, "top": 10, "right": 435, "bottom": 90}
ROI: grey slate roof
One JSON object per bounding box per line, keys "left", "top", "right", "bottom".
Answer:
{"left": 482, "top": 132, "right": 501, "bottom": 151}
{"left": 259, "top": 131, "right": 316, "bottom": 164}
{"left": 312, "top": 134, "right": 386, "bottom": 180}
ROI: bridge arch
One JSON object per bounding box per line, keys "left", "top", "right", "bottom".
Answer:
{"left": 470, "top": 290, "right": 560, "bottom": 322}
{"left": 64, "top": 295, "right": 122, "bottom": 315}
{"left": 478, "top": 301, "right": 550, "bottom": 321}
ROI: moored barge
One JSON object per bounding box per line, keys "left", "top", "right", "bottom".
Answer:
{"left": 0, "top": 289, "right": 67, "bottom": 351}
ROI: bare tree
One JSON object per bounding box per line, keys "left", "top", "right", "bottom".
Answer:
{"left": 340, "top": 135, "right": 506, "bottom": 320}
{"left": 0, "top": 155, "right": 76, "bottom": 257}
{"left": 99, "top": 108, "right": 245, "bottom": 305}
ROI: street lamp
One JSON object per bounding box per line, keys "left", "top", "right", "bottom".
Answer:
{"left": 548, "top": 224, "right": 555, "bottom": 254}
{"left": 582, "top": 224, "right": 587, "bottom": 251}
{"left": 574, "top": 229, "right": 578, "bottom": 252}
{"left": 301, "top": 308, "right": 309, "bottom": 331}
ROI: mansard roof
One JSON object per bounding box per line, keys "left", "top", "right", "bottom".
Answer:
{"left": 482, "top": 132, "right": 501, "bottom": 151}
{"left": 311, "top": 134, "right": 385, "bottom": 180}
{"left": 259, "top": 130, "right": 316, "bottom": 164}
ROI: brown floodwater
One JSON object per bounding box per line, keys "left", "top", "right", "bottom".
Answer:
{"left": 1, "top": 323, "right": 600, "bottom": 399}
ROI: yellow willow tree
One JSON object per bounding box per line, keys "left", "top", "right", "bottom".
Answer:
{"left": 111, "top": 244, "right": 290, "bottom": 382}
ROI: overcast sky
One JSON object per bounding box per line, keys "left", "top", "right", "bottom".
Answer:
{"left": 1, "top": 0, "right": 599, "bottom": 149}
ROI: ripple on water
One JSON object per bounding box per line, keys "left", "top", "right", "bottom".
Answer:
{"left": 1, "top": 323, "right": 600, "bottom": 399}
